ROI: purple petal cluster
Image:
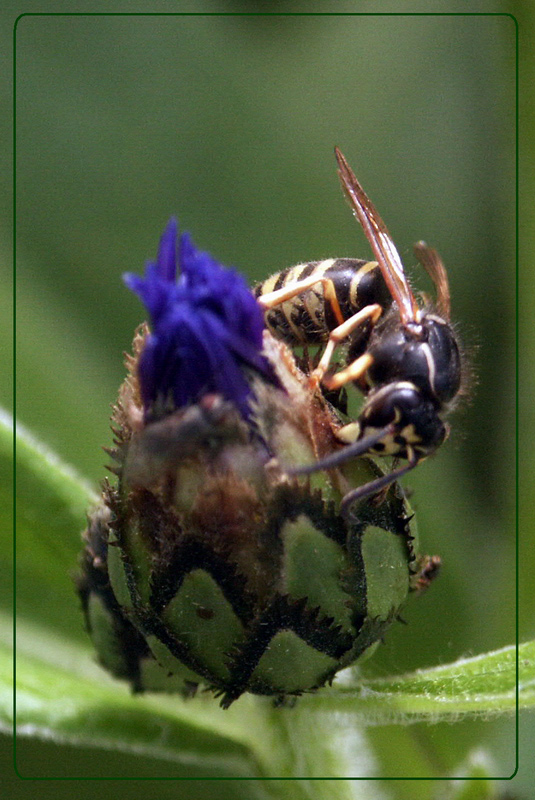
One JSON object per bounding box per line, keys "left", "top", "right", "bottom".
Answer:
{"left": 124, "top": 219, "right": 277, "bottom": 419}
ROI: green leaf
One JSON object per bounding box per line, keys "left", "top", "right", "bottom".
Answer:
{"left": 7, "top": 633, "right": 261, "bottom": 779}
{"left": 6, "top": 619, "right": 369, "bottom": 793}
{"left": 305, "top": 641, "right": 534, "bottom": 724}
{"left": 4, "top": 409, "right": 97, "bottom": 643}
{"left": 8, "top": 615, "right": 387, "bottom": 788}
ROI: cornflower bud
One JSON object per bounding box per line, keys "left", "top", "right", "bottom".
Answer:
{"left": 77, "top": 219, "right": 436, "bottom": 706}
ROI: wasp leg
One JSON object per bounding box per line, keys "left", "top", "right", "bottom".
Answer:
{"left": 258, "top": 276, "right": 381, "bottom": 390}
{"left": 322, "top": 351, "right": 375, "bottom": 391}
{"left": 310, "top": 303, "right": 381, "bottom": 388}
{"left": 257, "top": 273, "right": 346, "bottom": 327}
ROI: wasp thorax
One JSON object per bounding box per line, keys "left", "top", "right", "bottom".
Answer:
{"left": 77, "top": 219, "right": 435, "bottom": 706}
{"left": 367, "top": 313, "right": 461, "bottom": 404}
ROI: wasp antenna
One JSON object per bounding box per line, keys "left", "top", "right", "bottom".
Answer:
{"left": 288, "top": 424, "right": 396, "bottom": 476}
{"left": 334, "top": 148, "right": 419, "bottom": 325}
{"left": 340, "top": 456, "right": 418, "bottom": 518}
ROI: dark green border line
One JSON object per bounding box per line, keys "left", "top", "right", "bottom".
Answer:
{"left": 12, "top": 0, "right": 17, "bottom": 778}
{"left": 13, "top": 11, "right": 518, "bottom": 19}
{"left": 515, "top": 5, "right": 520, "bottom": 781}
{"left": 12, "top": 9, "right": 519, "bottom": 784}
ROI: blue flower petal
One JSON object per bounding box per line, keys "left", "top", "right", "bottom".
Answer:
{"left": 124, "top": 219, "right": 278, "bottom": 419}
{"left": 156, "top": 217, "right": 178, "bottom": 282}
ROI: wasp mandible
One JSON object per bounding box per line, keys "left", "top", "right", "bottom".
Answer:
{"left": 255, "top": 148, "right": 463, "bottom": 514}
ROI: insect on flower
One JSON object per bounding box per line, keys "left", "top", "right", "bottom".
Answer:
{"left": 77, "top": 216, "right": 438, "bottom": 705}
{"left": 255, "top": 148, "right": 463, "bottom": 513}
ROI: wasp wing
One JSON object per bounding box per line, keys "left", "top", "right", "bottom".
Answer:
{"left": 335, "top": 147, "right": 419, "bottom": 325}
{"left": 413, "top": 240, "right": 451, "bottom": 321}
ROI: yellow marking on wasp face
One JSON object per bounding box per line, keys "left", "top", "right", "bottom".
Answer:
{"left": 336, "top": 422, "right": 361, "bottom": 444}
{"left": 400, "top": 423, "right": 421, "bottom": 444}
{"left": 360, "top": 421, "right": 421, "bottom": 456}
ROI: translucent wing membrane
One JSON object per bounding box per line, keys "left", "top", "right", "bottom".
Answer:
{"left": 335, "top": 147, "right": 419, "bottom": 325}
{"left": 413, "top": 240, "right": 451, "bottom": 321}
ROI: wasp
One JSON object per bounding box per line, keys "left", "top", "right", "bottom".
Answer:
{"left": 255, "top": 148, "right": 463, "bottom": 514}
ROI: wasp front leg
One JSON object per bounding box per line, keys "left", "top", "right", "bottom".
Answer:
{"left": 312, "top": 305, "right": 381, "bottom": 389}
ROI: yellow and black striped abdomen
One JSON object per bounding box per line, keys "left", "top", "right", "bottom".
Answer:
{"left": 254, "top": 258, "right": 391, "bottom": 347}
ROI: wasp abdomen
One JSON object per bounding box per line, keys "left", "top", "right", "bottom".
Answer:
{"left": 254, "top": 258, "right": 390, "bottom": 347}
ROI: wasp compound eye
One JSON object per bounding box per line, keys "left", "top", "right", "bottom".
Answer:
{"left": 77, "top": 217, "right": 437, "bottom": 707}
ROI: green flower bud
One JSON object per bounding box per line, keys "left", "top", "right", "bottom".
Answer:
{"left": 77, "top": 221, "right": 438, "bottom": 706}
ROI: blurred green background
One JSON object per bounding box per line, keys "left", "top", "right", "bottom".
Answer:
{"left": 4, "top": 2, "right": 531, "bottom": 796}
